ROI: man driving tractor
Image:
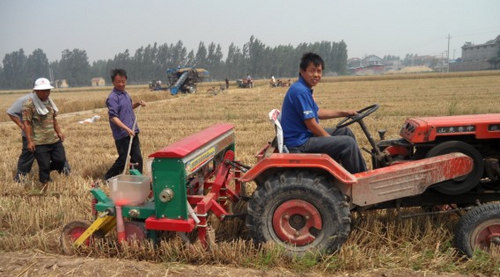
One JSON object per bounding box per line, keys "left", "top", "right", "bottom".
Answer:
{"left": 280, "top": 52, "right": 367, "bottom": 173}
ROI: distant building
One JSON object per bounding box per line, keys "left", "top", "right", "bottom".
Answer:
{"left": 383, "top": 59, "right": 401, "bottom": 72}
{"left": 55, "top": 79, "right": 69, "bottom": 88}
{"left": 347, "top": 55, "right": 385, "bottom": 75}
{"left": 91, "top": 77, "right": 105, "bottom": 87}
{"left": 450, "top": 35, "right": 500, "bottom": 71}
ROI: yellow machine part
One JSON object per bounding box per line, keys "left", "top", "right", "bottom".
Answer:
{"left": 73, "top": 215, "right": 116, "bottom": 247}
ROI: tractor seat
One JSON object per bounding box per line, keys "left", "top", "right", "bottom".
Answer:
{"left": 268, "top": 109, "right": 289, "bottom": 153}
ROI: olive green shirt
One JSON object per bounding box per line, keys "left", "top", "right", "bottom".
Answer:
{"left": 22, "top": 98, "right": 59, "bottom": 145}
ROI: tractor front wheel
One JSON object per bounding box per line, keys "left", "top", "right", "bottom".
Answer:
{"left": 454, "top": 203, "right": 500, "bottom": 257}
{"left": 60, "top": 220, "right": 104, "bottom": 255}
{"left": 247, "top": 170, "right": 351, "bottom": 255}
{"left": 426, "top": 141, "right": 484, "bottom": 195}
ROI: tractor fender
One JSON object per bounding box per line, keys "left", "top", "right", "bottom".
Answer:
{"left": 240, "top": 153, "right": 357, "bottom": 185}
{"left": 351, "top": 152, "right": 473, "bottom": 206}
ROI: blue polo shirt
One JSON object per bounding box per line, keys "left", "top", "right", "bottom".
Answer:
{"left": 281, "top": 76, "right": 319, "bottom": 147}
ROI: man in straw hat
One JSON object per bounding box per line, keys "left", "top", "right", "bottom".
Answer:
{"left": 22, "top": 77, "right": 68, "bottom": 190}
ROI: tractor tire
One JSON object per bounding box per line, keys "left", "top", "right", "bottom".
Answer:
{"left": 426, "top": 141, "right": 484, "bottom": 195}
{"left": 246, "top": 170, "right": 351, "bottom": 256}
{"left": 60, "top": 220, "right": 104, "bottom": 255}
{"left": 454, "top": 203, "right": 500, "bottom": 257}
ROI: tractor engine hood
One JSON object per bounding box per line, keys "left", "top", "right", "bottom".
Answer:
{"left": 400, "top": 113, "right": 500, "bottom": 143}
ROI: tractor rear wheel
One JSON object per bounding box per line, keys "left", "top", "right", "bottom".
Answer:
{"left": 246, "top": 170, "right": 350, "bottom": 255}
{"left": 60, "top": 220, "right": 104, "bottom": 255}
{"left": 426, "top": 141, "right": 484, "bottom": 195}
{"left": 454, "top": 203, "right": 500, "bottom": 257}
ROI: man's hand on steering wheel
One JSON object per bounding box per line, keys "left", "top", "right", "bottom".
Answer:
{"left": 336, "top": 104, "right": 379, "bottom": 129}
{"left": 343, "top": 110, "right": 358, "bottom": 117}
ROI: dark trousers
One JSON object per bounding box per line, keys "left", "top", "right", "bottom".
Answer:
{"left": 104, "top": 134, "right": 143, "bottom": 180}
{"left": 289, "top": 127, "right": 367, "bottom": 174}
{"left": 34, "top": 141, "right": 67, "bottom": 183}
{"left": 15, "top": 136, "right": 35, "bottom": 181}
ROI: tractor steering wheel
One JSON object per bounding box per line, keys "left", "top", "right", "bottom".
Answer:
{"left": 336, "top": 104, "right": 379, "bottom": 129}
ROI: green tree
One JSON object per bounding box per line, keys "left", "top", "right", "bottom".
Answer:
{"left": 2, "top": 49, "right": 28, "bottom": 89}
{"left": 225, "top": 43, "right": 246, "bottom": 79}
{"left": 171, "top": 40, "right": 187, "bottom": 67}
{"left": 0, "top": 37, "right": 351, "bottom": 87}
{"left": 156, "top": 43, "right": 171, "bottom": 73}
{"left": 0, "top": 64, "right": 3, "bottom": 88}
{"left": 333, "top": 40, "right": 348, "bottom": 74}
{"left": 186, "top": 50, "right": 195, "bottom": 66}
{"left": 25, "top": 49, "right": 50, "bottom": 81}
{"left": 195, "top": 42, "right": 208, "bottom": 68}
{"left": 246, "top": 35, "right": 266, "bottom": 77}
{"left": 132, "top": 46, "right": 145, "bottom": 81}
{"left": 108, "top": 49, "right": 132, "bottom": 82}
{"left": 58, "top": 49, "right": 91, "bottom": 87}
{"left": 206, "top": 42, "right": 223, "bottom": 79}
{"left": 90, "top": 60, "right": 109, "bottom": 81}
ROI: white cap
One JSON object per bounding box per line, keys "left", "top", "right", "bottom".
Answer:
{"left": 33, "top": 78, "right": 54, "bottom": 90}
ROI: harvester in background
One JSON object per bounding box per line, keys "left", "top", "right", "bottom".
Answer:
{"left": 166, "top": 67, "right": 209, "bottom": 95}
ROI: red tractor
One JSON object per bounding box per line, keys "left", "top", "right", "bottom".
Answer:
{"left": 242, "top": 105, "right": 500, "bottom": 256}
{"left": 61, "top": 105, "right": 499, "bottom": 258}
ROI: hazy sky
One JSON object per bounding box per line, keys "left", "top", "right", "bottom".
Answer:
{"left": 1, "top": 0, "right": 499, "bottom": 63}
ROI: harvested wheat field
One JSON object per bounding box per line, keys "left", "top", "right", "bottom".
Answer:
{"left": 1, "top": 71, "right": 500, "bottom": 276}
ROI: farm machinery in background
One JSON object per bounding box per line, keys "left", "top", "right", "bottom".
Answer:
{"left": 150, "top": 67, "right": 209, "bottom": 95}
{"left": 61, "top": 105, "right": 500, "bottom": 257}
{"left": 270, "top": 78, "right": 292, "bottom": 88}
{"left": 236, "top": 75, "right": 254, "bottom": 88}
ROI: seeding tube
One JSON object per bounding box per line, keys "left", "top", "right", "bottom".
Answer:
{"left": 187, "top": 201, "right": 200, "bottom": 224}
{"left": 116, "top": 206, "right": 126, "bottom": 243}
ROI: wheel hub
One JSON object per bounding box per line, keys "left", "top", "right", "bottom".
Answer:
{"left": 272, "top": 199, "right": 322, "bottom": 246}
{"left": 474, "top": 222, "right": 500, "bottom": 249}
{"left": 125, "top": 222, "right": 146, "bottom": 242}
{"left": 68, "top": 227, "right": 89, "bottom": 245}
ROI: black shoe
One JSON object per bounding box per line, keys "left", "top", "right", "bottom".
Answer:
{"left": 62, "top": 160, "right": 71, "bottom": 175}
{"left": 14, "top": 171, "right": 28, "bottom": 183}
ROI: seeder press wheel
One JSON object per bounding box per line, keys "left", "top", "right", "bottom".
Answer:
{"left": 60, "top": 219, "right": 147, "bottom": 254}
{"left": 123, "top": 221, "right": 147, "bottom": 242}
{"left": 60, "top": 220, "right": 104, "bottom": 255}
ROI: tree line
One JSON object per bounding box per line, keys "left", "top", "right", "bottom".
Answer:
{"left": 0, "top": 36, "right": 348, "bottom": 89}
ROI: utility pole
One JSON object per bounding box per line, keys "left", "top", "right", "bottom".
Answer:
{"left": 49, "top": 66, "right": 54, "bottom": 83}
{"left": 446, "top": 34, "right": 451, "bottom": 72}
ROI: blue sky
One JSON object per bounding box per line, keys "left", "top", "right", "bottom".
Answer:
{"left": 1, "top": 0, "right": 499, "bottom": 62}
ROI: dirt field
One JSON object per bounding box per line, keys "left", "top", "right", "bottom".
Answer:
{"left": 0, "top": 250, "right": 477, "bottom": 277}
{"left": 1, "top": 72, "right": 500, "bottom": 276}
